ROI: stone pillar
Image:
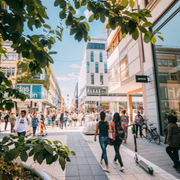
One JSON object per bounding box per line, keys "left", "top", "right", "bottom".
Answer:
{"left": 38, "top": 102, "right": 42, "bottom": 113}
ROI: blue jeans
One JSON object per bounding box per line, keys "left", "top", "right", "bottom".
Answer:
{"left": 99, "top": 136, "right": 108, "bottom": 166}
{"left": 64, "top": 121, "right": 67, "bottom": 128}
{"left": 18, "top": 131, "right": 26, "bottom": 137}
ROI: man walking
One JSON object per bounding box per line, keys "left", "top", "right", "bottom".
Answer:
{"left": 4, "top": 112, "right": 10, "bottom": 131}
{"left": 10, "top": 113, "right": 16, "bottom": 133}
{"left": 105, "top": 110, "right": 112, "bottom": 122}
{"left": 13, "top": 110, "right": 30, "bottom": 136}
{"left": 60, "top": 111, "right": 64, "bottom": 129}
{"left": 134, "top": 111, "right": 143, "bottom": 138}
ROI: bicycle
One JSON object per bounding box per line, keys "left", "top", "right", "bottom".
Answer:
{"left": 141, "top": 119, "right": 161, "bottom": 145}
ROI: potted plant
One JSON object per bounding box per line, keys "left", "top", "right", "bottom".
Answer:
{"left": 0, "top": 135, "right": 75, "bottom": 179}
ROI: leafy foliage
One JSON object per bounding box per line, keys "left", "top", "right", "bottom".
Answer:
{"left": 0, "top": 135, "right": 76, "bottom": 179}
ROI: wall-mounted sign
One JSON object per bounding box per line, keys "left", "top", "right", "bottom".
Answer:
{"left": 136, "top": 75, "right": 149, "bottom": 83}
{"left": 17, "top": 85, "right": 31, "bottom": 96}
{"left": 87, "top": 86, "right": 108, "bottom": 96}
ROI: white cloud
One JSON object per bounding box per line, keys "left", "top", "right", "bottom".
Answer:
{"left": 76, "top": 9, "right": 80, "bottom": 15}
{"left": 68, "top": 72, "right": 78, "bottom": 79}
{"left": 57, "top": 76, "right": 71, "bottom": 81}
{"left": 69, "top": 64, "right": 81, "bottom": 68}
{"left": 84, "top": 9, "right": 93, "bottom": 20}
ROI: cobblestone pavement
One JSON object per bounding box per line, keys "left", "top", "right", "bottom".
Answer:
{"left": 0, "top": 125, "right": 180, "bottom": 180}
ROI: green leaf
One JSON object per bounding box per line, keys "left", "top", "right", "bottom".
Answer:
{"left": 49, "top": 51, "right": 57, "bottom": 54}
{"left": 153, "top": 31, "right": 161, "bottom": 34}
{"left": 129, "top": 0, "right": 135, "bottom": 8}
{"left": 20, "top": 151, "right": 28, "bottom": 162}
{"left": 104, "top": 2, "right": 111, "bottom": 8}
{"left": 142, "top": 22, "right": 153, "bottom": 27}
{"left": 71, "top": 151, "right": 76, "bottom": 156}
{"left": 53, "top": 154, "right": 58, "bottom": 161}
{"left": 83, "top": 22, "right": 90, "bottom": 31}
{"left": 100, "top": 14, "right": 105, "bottom": 23}
{"left": 44, "top": 144, "right": 53, "bottom": 154}
{"left": 79, "top": 16, "right": 85, "bottom": 20}
{"left": 122, "top": 33, "right": 126, "bottom": 38}
{"left": 59, "top": 156, "right": 66, "bottom": 170}
{"left": 5, "top": 148, "right": 19, "bottom": 161}
{"left": 89, "top": 14, "right": 94, "bottom": 22}
{"left": 46, "top": 153, "right": 54, "bottom": 164}
{"left": 158, "top": 35, "right": 164, "bottom": 41}
{"left": 37, "top": 153, "right": 44, "bottom": 164}
{"left": 34, "top": 144, "right": 43, "bottom": 153}
{"left": 87, "top": 36, "right": 91, "bottom": 41}
{"left": 81, "top": 0, "right": 88, "bottom": 6}
{"left": 106, "top": 24, "right": 110, "bottom": 29}
{"left": 122, "top": 0, "right": 129, "bottom": 7}
{"left": 59, "top": 11, "right": 66, "bottom": 19}
{"left": 49, "top": 30, "right": 55, "bottom": 34}
{"left": 151, "top": 36, "right": 156, "bottom": 44}
{"left": 132, "top": 28, "right": 139, "bottom": 40}
{"left": 139, "top": 26, "right": 147, "bottom": 33}
{"left": 54, "top": 0, "right": 61, "bottom": 6}
{"left": 29, "top": 149, "right": 34, "bottom": 157}
{"left": 144, "top": 34, "right": 151, "bottom": 43}
{"left": 2, "top": 136, "right": 10, "bottom": 144}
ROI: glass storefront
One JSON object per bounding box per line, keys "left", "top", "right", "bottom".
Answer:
{"left": 153, "top": 0, "right": 180, "bottom": 133}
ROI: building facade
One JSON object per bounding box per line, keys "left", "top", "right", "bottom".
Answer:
{"left": 78, "top": 38, "right": 143, "bottom": 112}
{"left": 1, "top": 41, "right": 62, "bottom": 115}
{"left": 106, "top": 0, "right": 180, "bottom": 135}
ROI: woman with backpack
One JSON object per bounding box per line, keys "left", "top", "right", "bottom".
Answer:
{"left": 120, "top": 110, "right": 129, "bottom": 143}
{"left": 111, "top": 112, "right": 125, "bottom": 171}
{"left": 94, "top": 111, "right": 112, "bottom": 172}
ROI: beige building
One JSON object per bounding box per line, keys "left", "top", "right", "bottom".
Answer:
{"left": 106, "top": 0, "right": 180, "bottom": 135}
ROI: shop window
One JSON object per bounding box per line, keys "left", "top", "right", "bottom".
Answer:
{"left": 100, "top": 52, "right": 103, "bottom": 62}
{"left": 152, "top": 0, "right": 180, "bottom": 134}
{"left": 33, "top": 73, "right": 41, "bottom": 80}
{"left": 100, "top": 74, "right": 103, "bottom": 85}
{"left": 95, "top": 62, "right": 99, "bottom": 73}
{"left": 91, "top": 73, "right": 94, "bottom": 84}
{"left": 91, "top": 51, "right": 94, "bottom": 62}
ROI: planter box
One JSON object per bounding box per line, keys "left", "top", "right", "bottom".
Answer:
{"left": 23, "top": 164, "right": 57, "bottom": 180}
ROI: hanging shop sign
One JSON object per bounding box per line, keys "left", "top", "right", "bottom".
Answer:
{"left": 136, "top": 75, "right": 149, "bottom": 83}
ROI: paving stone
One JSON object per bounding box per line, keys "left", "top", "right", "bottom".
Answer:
{"left": 66, "top": 166, "right": 79, "bottom": 176}
{"left": 65, "top": 177, "right": 80, "bottom": 180}
{"left": 94, "top": 176, "right": 109, "bottom": 180}
{"left": 80, "top": 176, "right": 95, "bottom": 180}
{"left": 77, "top": 157, "right": 88, "bottom": 165}
{"left": 79, "top": 169, "right": 93, "bottom": 176}
{"left": 87, "top": 157, "right": 99, "bottom": 165}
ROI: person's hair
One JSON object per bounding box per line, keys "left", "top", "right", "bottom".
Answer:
{"left": 21, "top": 110, "right": 26, "bottom": 115}
{"left": 122, "top": 110, "right": 126, "bottom": 114}
{"left": 100, "top": 111, "right": 106, "bottom": 122}
{"left": 113, "top": 112, "right": 121, "bottom": 130}
{"left": 167, "top": 115, "right": 177, "bottom": 124}
{"left": 106, "top": 110, "right": 109, "bottom": 113}
{"left": 11, "top": 112, "right": 14, "bottom": 115}
{"left": 137, "top": 111, "right": 140, "bottom": 114}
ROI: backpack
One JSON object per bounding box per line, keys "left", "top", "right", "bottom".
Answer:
{"left": 116, "top": 125, "right": 125, "bottom": 140}
{"left": 18, "top": 116, "right": 29, "bottom": 125}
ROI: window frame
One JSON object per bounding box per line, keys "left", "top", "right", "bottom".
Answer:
{"left": 87, "top": 61, "right": 90, "bottom": 73}
{"left": 91, "top": 73, "right": 94, "bottom": 85}
{"left": 100, "top": 52, "right": 103, "bottom": 62}
{"left": 91, "top": 51, "right": 94, "bottom": 62}
{"left": 95, "top": 62, "right": 99, "bottom": 73}
{"left": 100, "top": 73, "right": 103, "bottom": 85}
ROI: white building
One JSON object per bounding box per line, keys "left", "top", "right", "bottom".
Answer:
{"left": 78, "top": 38, "right": 142, "bottom": 112}
{"left": 1, "top": 41, "right": 61, "bottom": 115}
{"left": 105, "top": 0, "right": 180, "bottom": 136}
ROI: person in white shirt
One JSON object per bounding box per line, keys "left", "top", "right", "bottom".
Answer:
{"left": 73, "top": 112, "right": 78, "bottom": 126}
{"left": 13, "top": 110, "right": 30, "bottom": 136}
{"left": 78, "top": 112, "right": 83, "bottom": 126}
{"left": 105, "top": 110, "right": 113, "bottom": 122}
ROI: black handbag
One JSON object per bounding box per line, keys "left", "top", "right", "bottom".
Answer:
{"left": 107, "top": 137, "right": 114, "bottom": 146}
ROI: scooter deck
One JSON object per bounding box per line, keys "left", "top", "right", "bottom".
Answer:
{"left": 138, "top": 160, "right": 148, "bottom": 169}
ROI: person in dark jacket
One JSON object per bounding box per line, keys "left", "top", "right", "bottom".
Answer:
{"left": 4, "top": 112, "right": 10, "bottom": 131}
{"left": 164, "top": 115, "right": 180, "bottom": 172}
{"left": 31, "top": 114, "right": 39, "bottom": 136}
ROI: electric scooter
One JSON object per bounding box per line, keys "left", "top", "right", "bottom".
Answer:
{"left": 127, "top": 123, "right": 154, "bottom": 175}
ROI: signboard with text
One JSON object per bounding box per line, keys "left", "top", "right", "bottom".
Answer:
{"left": 136, "top": 75, "right": 148, "bottom": 83}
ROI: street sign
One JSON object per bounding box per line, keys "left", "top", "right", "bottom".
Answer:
{"left": 136, "top": 75, "right": 149, "bottom": 83}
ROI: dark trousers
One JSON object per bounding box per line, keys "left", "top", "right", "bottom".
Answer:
{"left": 114, "top": 140, "right": 123, "bottom": 167}
{"left": 33, "top": 127, "right": 37, "bottom": 136}
{"left": 10, "top": 123, "right": 14, "bottom": 133}
{"left": 18, "top": 131, "right": 26, "bottom": 137}
{"left": 4, "top": 121, "right": 8, "bottom": 130}
{"left": 136, "top": 124, "right": 142, "bottom": 136}
{"left": 60, "top": 120, "right": 63, "bottom": 129}
{"left": 166, "top": 147, "right": 180, "bottom": 167}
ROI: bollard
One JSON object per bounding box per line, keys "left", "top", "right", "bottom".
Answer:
{"left": 40, "top": 120, "right": 44, "bottom": 134}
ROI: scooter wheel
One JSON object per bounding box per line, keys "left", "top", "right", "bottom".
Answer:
{"left": 149, "top": 170, "right": 153, "bottom": 175}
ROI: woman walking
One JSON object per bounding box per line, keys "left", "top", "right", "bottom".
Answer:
{"left": 94, "top": 111, "right": 112, "bottom": 172}
{"left": 111, "top": 113, "right": 125, "bottom": 171}
{"left": 68, "top": 113, "right": 72, "bottom": 126}
{"left": 63, "top": 113, "right": 68, "bottom": 128}
{"left": 164, "top": 115, "right": 180, "bottom": 171}
{"left": 31, "top": 114, "right": 39, "bottom": 136}
{"left": 10, "top": 113, "right": 16, "bottom": 133}
{"left": 51, "top": 114, "right": 56, "bottom": 128}
{"left": 120, "top": 110, "right": 129, "bottom": 143}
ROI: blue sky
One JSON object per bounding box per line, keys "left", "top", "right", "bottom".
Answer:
{"left": 24, "top": 0, "right": 106, "bottom": 106}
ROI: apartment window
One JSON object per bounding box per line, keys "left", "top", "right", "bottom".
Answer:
{"left": 95, "top": 62, "right": 99, "bottom": 73}
{"left": 87, "top": 61, "right": 89, "bottom": 73}
{"left": 87, "top": 43, "right": 105, "bottom": 50}
{"left": 104, "top": 63, "right": 107, "bottom": 73}
{"left": 100, "top": 74, "right": 103, "bottom": 85}
{"left": 1, "top": 52, "right": 16, "bottom": 60}
{"left": 91, "top": 51, "right": 94, "bottom": 62}
{"left": 100, "top": 52, "right": 103, "bottom": 62}
{"left": 1, "top": 67, "right": 15, "bottom": 76}
{"left": 120, "top": 55, "right": 129, "bottom": 81}
{"left": 18, "top": 68, "right": 22, "bottom": 75}
{"left": 33, "top": 73, "right": 41, "bottom": 80}
{"left": 91, "top": 73, "right": 94, "bottom": 84}
{"left": 3, "top": 42, "right": 12, "bottom": 46}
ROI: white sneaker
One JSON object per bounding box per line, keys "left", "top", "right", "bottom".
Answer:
{"left": 119, "top": 166, "right": 125, "bottom": 171}
{"left": 113, "top": 160, "right": 117, "bottom": 164}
